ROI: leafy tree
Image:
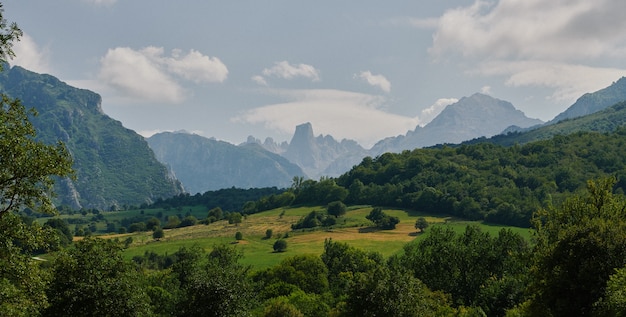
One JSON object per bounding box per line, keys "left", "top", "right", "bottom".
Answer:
{"left": 273, "top": 239, "right": 287, "bottom": 252}
{"left": 342, "top": 265, "right": 452, "bottom": 317}
{"left": 265, "top": 228, "right": 273, "bottom": 239}
{"left": 45, "top": 237, "right": 152, "bottom": 316}
{"left": 179, "top": 215, "right": 197, "bottom": 227}
{"left": 0, "top": 213, "right": 58, "bottom": 316}
{"left": 528, "top": 177, "right": 626, "bottom": 316}
{"left": 594, "top": 265, "right": 626, "bottom": 316}
{"left": 228, "top": 211, "right": 242, "bottom": 225}
{"left": 235, "top": 231, "right": 243, "bottom": 240}
{"left": 153, "top": 227, "right": 164, "bottom": 240}
{"left": 164, "top": 215, "right": 181, "bottom": 229}
{"left": 263, "top": 299, "right": 304, "bottom": 317}
{"left": 326, "top": 200, "right": 347, "bottom": 218}
{"left": 399, "top": 225, "right": 529, "bottom": 314}
{"left": 175, "top": 244, "right": 255, "bottom": 317}
{"left": 207, "top": 206, "right": 223, "bottom": 223}
{"left": 366, "top": 207, "right": 399, "bottom": 230}
{"left": 253, "top": 254, "right": 329, "bottom": 295}
{"left": 44, "top": 218, "right": 73, "bottom": 246}
{"left": 414, "top": 217, "right": 428, "bottom": 232}
{"left": 145, "top": 216, "right": 161, "bottom": 230}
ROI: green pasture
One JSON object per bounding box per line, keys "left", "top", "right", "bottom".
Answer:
{"left": 111, "top": 205, "right": 534, "bottom": 271}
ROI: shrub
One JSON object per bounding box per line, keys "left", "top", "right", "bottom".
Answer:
{"left": 273, "top": 239, "right": 287, "bottom": 252}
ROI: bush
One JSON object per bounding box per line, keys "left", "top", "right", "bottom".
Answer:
{"left": 265, "top": 229, "right": 273, "bottom": 239}
{"left": 235, "top": 231, "right": 243, "bottom": 240}
{"left": 273, "top": 239, "right": 287, "bottom": 252}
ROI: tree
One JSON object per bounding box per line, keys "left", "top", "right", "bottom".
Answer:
{"left": 0, "top": 213, "right": 58, "bottom": 316}
{"left": 228, "top": 212, "right": 242, "bottom": 225}
{"left": 153, "top": 227, "right": 164, "bottom": 241}
{"left": 175, "top": 244, "right": 255, "bottom": 317}
{"left": 265, "top": 228, "right": 273, "bottom": 239}
{"left": 145, "top": 217, "right": 161, "bottom": 230}
{"left": 273, "top": 239, "right": 287, "bottom": 252}
{"left": 414, "top": 217, "right": 428, "bottom": 233}
{"left": 326, "top": 200, "right": 347, "bottom": 218}
{"left": 235, "top": 231, "right": 243, "bottom": 240}
{"left": 164, "top": 215, "right": 181, "bottom": 229}
{"left": 45, "top": 237, "right": 152, "bottom": 316}
{"left": 527, "top": 177, "right": 626, "bottom": 317}
{"left": 366, "top": 207, "right": 399, "bottom": 230}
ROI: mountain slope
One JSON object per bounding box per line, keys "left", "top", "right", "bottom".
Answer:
{"left": 464, "top": 100, "right": 626, "bottom": 147}
{"left": 147, "top": 132, "right": 306, "bottom": 193}
{"left": 550, "top": 77, "right": 626, "bottom": 123}
{"left": 0, "top": 66, "right": 183, "bottom": 210}
{"left": 371, "top": 93, "right": 543, "bottom": 154}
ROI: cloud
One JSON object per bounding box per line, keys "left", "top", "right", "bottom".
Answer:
{"left": 428, "top": 0, "right": 626, "bottom": 105}
{"left": 82, "top": 0, "right": 117, "bottom": 6}
{"left": 476, "top": 61, "right": 626, "bottom": 101}
{"left": 418, "top": 98, "right": 458, "bottom": 126}
{"left": 11, "top": 33, "right": 52, "bottom": 74}
{"left": 232, "top": 89, "right": 420, "bottom": 148}
{"left": 430, "top": 0, "right": 626, "bottom": 61}
{"left": 357, "top": 71, "right": 391, "bottom": 93}
{"left": 98, "top": 46, "right": 228, "bottom": 103}
{"left": 251, "top": 75, "right": 268, "bottom": 86}
{"left": 262, "top": 61, "right": 320, "bottom": 81}
{"left": 481, "top": 86, "right": 491, "bottom": 94}
{"left": 166, "top": 49, "right": 228, "bottom": 83}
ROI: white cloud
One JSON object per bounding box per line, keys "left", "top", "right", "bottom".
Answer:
{"left": 166, "top": 49, "right": 228, "bottom": 83}
{"left": 428, "top": 0, "right": 626, "bottom": 106}
{"left": 481, "top": 86, "right": 491, "bottom": 94}
{"left": 430, "top": 0, "right": 626, "bottom": 61}
{"left": 11, "top": 33, "right": 52, "bottom": 74}
{"left": 357, "top": 71, "right": 391, "bottom": 93}
{"left": 99, "top": 47, "right": 186, "bottom": 103}
{"left": 98, "top": 46, "right": 228, "bottom": 103}
{"left": 262, "top": 61, "right": 320, "bottom": 81}
{"left": 232, "top": 89, "right": 420, "bottom": 148}
{"left": 251, "top": 75, "right": 268, "bottom": 86}
{"left": 82, "top": 0, "right": 117, "bottom": 6}
{"left": 476, "top": 61, "right": 626, "bottom": 101}
{"left": 419, "top": 98, "right": 458, "bottom": 126}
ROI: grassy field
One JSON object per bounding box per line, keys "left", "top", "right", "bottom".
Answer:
{"left": 94, "top": 206, "right": 534, "bottom": 271}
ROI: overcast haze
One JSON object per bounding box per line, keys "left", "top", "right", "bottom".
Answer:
{"left": 5, "top": 0, "right": 626, "bottom": 148}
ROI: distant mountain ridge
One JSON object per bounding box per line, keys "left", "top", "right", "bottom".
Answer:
{"left": 550, "top": 77, "right": 626, "bottom": 123}
{"left": 0, "top": 66, "right": 183, "bottom": 210}
{"left": 147, "top": 131, "right": 306, "bottom": 193}
{"left": 370, "top": 93, "right": 543, "bottom": 155}
{"left": 245, "top": 123, "right": 368, "bottom": 179}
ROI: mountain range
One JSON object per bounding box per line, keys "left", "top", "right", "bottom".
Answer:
{"left": 147, "top": 131, "right": 305, "bottom": 193}
{"left": 5, "top": 65, "right": 626, "bottom": 207}
{"left": 0, "top": 66, "right": 183, "bottom": 210}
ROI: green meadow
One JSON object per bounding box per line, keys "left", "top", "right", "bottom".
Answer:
{"left": 98, "top": 205, "right": 534, "bottom": 271}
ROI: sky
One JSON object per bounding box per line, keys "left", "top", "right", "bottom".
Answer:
{"left": 5, "top": 0, "right": 626, "bottom": 148}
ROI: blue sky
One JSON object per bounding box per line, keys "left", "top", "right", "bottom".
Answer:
{"left": 5, "top": 0, "right": 626, "bottom": 148}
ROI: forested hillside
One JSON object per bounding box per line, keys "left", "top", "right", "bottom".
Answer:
{"left": 0, "top": 66, "right": 183, "bottom": 210}
{"left": 336, "top": 128, "right": 626, "bottom": 226}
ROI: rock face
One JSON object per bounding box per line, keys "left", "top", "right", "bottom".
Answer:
{"left": 147, "top": 131, "right": 306, "bottom": 193}
{"left": 0, "top": 65, "right": 184, "bottom": 210}
{"left": 370, "top": 93, "right": 543, "bottom": 155}
{"left": 279, "top": 123, "right": 368, "bottom": 179}
{"left": 550, "top": 77, "right": 626, "bottom": 123}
